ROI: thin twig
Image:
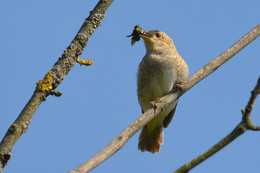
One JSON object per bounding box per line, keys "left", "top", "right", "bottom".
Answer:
{"left": 174, "top": 123, "right": 247, "bottom": 173}
{"left": 69, "top": 25, "right": 260, "bottom": 173}
{"left": 174, "top": 77, "right": 260, "bottom": 173}
{"left": 243, "top": 77, "right": 260, "bottom": 124}
{"left": 243, "top": 77, "right": 260, "bottom": 131}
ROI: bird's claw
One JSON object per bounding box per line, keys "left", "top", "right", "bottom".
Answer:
{"left": 174, "top": 81, "right": 186, "bottom": 90}
{"left": 150, "top": 98, "right": 162, "bottom": 109}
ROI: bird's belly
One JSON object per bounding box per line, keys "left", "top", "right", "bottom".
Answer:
{"left": 145, "top": 73, "right": 177, "bottom": 133}
{"left": 150, "top": 74, "right": 174, "bottom": 98}
{"left": 140, "top": 68, "right": 176, "bottom": 111}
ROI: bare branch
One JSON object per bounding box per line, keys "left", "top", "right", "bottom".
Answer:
{"left": 243, "top": 77, "right": 260, "bottom": 122}
{"left": 249, "top": 125, "right": 260, "bottom": 131}
{"left": 174, "top": 123, "right": 247, "bottom": 173}
{"left": 174, "top": 76, "right": 260, "bottom": 173}
{"left": 243, "top": 77, "right": 260, "bottom": 131}
{"left": 0, "top": 0, "right": 114, "bottom": 170}
{"left": 69, "top": 25, "right": 260, "bottom": 173}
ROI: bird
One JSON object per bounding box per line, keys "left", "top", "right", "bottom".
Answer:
{"left": 136, "top": 29, "right": 189, "bottom": 153}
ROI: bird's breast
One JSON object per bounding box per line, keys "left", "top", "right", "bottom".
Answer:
{"left": 137, "top": 59, "right": 177, "bottom": 111}
{"left": 146, "top": 67, "right": 176, "bottom": 97}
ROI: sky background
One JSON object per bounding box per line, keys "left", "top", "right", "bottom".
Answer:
{"left": 1, "top": 1, "right": 260, "bottom": 173}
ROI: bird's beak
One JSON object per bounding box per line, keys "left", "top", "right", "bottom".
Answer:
{"left": 140, "top": 32, "right": 153, "bottom": 40}
{"left": 140, "top": 32, "right": 156, "bottom": 47}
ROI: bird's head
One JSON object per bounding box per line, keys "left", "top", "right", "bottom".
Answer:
{"left": 140, "top": 30, "right": 175, "bottom": 53}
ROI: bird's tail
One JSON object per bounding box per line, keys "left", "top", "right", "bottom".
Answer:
{"left": 138, "top": 125, "right": 163, "bottom": 154}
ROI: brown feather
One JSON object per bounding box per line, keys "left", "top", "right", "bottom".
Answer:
{"left": 138, "top": 125, "right": 163, "bottom": 154}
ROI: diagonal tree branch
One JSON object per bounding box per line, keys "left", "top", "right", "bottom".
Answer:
{"left": 69, "top": 24, "right": 260, "bottom": 173}
{"left": 0, "top": 0, "right": 114, "bottom": 171}
{"left": 174, "top": 77, "right": 260, "bottom": 173}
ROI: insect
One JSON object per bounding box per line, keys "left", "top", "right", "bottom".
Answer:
{"left": 127, "top": 25, "right": 143, "bottom": 46}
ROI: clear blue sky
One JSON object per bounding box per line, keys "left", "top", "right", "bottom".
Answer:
{"left": 1, "top": 1, "right": 260, "bottom": 173}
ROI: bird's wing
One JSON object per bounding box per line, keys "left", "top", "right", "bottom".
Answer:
{"left": 163, "top": 100, "right": 178, "bottom": 128}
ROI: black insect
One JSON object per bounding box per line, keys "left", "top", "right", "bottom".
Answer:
{"left": 127, "top": 25, "right": 143, "bottom": 46}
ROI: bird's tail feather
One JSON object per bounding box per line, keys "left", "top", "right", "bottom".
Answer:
{"left": 138, "top": 125, "right": 163, "bottom": 154}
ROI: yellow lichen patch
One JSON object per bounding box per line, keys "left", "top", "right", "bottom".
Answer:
{"left": 9, "top": 123, "right": 18, "bottom": 132}
{"left": 36, "top": 71, "right": 53, "bottom": 91}
{"left": 241, "top": 109, "right": 245, "bottom": 115}
{"left": 76, "top": 58, "right": 94, "bottom": 66}
{"left": 11, "top": 123, "right": 18, "bottom": 129}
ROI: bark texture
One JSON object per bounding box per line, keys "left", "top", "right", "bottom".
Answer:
{"left": 0, "top": 0, "right": 114, "bottom": 171}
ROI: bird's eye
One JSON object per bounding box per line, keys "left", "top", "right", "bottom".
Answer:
{"left": 155, "top": 33, "right": 161, "bottom": 38}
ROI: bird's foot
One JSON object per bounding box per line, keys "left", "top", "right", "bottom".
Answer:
{"left": 150, "top": 98, "right": 162, "bottom": 109}
{"left": 174, "top": 81, "right": 185, "bottom": 90}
